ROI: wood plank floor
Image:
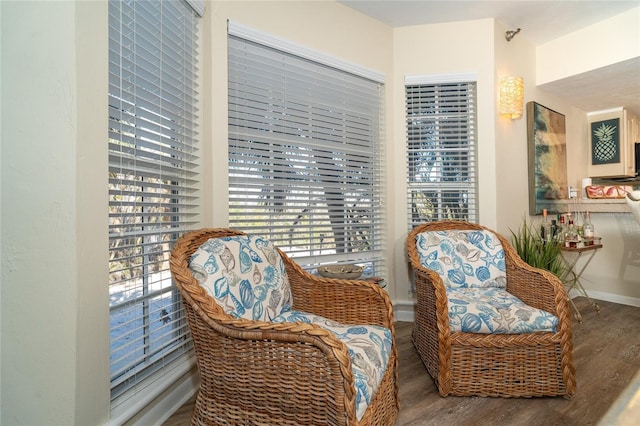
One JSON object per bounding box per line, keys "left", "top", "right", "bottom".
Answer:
{"left": 164, "top": 298, "right": 640, "bottom": 425}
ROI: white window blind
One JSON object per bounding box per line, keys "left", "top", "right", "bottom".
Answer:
{"left": 108, "top": 0, "right": 200, "bottom": 414}
{"left": 406, "top": 79, "right": 478, "bottom": 228}
{"left": 227, "top": 32, "right": 385, "bottom": 276}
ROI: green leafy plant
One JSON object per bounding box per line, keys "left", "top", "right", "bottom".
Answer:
{"left": 510, "top": 219, "right": 565, "bottom": 278}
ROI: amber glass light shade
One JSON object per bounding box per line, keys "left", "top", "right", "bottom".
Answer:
{"left": 499, "top": 76, "right": 524, "bottom": 120}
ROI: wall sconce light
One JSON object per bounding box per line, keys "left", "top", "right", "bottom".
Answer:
{"left": 499, "top": 76, "right": 524, "bottom": 120}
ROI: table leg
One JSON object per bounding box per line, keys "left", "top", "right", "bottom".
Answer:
{"left": 560, "top": 248, "right": 601, "bottom": 321}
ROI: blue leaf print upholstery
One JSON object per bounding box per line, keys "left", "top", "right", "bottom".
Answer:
{"left": 239, "top": 280, "right": 254, "bottom": 308}
{"left": 203, "top": 255, "right": 219, "bottom": 274}
{"left": 213, "top": 276, "right": 229, "bottom": 299}
{"left": 189, "top": 235, "right": 292, "bottom": 321}
{"left": 475, "top": 266, "right": 491, "bottom": 281}
{"left": 272, "top": 310, "right": 392, "bottom": 421}
{"left": 252, "top": 302, "right": 264, "bottom": 321}
{"left": 238, "top": 249, "right": 253, "bottom": 274}
{"left": 461, "top": 313, "right": 483, "bottom": 333}
{"left": 415, "top": 230, "right": 507, "bottom": 289}
{"left": 427, "top": 261, "right": 444, "bottom": 275}
{"left": 415, "top": 229, "right": 558, "bottom": 334}
{"left": 446, "top": 288, "right": 558, "bottom": 334}
{"left": 448, "top": 269, "right": 467, "bottom": 286}
{"left": 461, "top": 263, "right": 474, "bottom": 277}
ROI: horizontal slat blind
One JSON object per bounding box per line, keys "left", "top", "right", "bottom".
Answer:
{"left": 108, "top": 0, "right": 199, "bottom": 413}
{"left": 406, "top": 80, "right": 478, "bottom": 228}
{"left": 228, "top": 33, "right": 385, "bottom": 275}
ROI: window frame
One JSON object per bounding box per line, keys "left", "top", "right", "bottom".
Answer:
{"left": 107, "top": 0, "right": 202, "bottom": 419}
{"left": 226, "top": 23, "right": 386, "bottom": 278}
{"left": 405, "top": 74, "right": 479, "bottom": 228}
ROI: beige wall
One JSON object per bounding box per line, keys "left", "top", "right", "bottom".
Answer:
{"left": 1, "top": 1, "right": 638, "bottom": 424}
{"left": 391, "top": 19, "right": 498, "bottom": 304}
{"left": 1, "top": 1, "right": 110, "bottom": 425}
{"left": 537, "top": 8, "right": 640, "bottom": 85}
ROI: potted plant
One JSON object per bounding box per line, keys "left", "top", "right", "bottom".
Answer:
{"left": 510, "top": 218, "right": 565, "bottom": 278}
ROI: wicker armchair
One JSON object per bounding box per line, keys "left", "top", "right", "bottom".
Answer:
{"left": 407, "top": 221, "right": 576, "bottom": 398}
{"left": 170, "top": 228, "right": 399, "bottom": 425}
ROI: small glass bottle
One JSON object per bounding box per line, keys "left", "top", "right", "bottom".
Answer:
{"left": 550, "top": 219, "right": 558, "bottom": 242}
{"left": 558, "top": 213, "right": 566, "bottom": 240}
{"left": 583, "top": 211, "right": 595, "bottom": 239}
{"left": 541, "top": 208, "right": 551, "bottom": 243}
{"left": 565, "top": 217, "right": 578, "bottom": 247}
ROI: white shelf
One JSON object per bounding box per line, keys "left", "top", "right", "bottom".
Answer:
{"left": 548, "top": 198, "right": 631, "bottom": 213}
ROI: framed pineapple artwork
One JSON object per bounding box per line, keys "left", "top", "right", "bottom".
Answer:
{"left": 588, "top": 108, "right": 636, "bottom": 178}
{"left": 591, "top": 118, "right": 620, "bottom": 165}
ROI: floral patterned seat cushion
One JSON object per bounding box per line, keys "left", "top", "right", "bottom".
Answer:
{"left": 189, "top": 235, "right": 292, "bottom": 321}
{"left": 447, "top": 287, "right": 558, "bottom": 334}
{"left": 416, "top": 229, "right": 558, "bottom": 334}
{"left": 416, "top": 229, "right": 507, "bottom": 289}
{"left": 272, "top": 310, "right": 392, "bottom": 421}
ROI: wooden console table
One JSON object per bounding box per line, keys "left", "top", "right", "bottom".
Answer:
{"left": 560, "top": 244, "right": 602, "bottom": 322}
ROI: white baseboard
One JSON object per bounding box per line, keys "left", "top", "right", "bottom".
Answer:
{"left": 393, "top": 299, "right": 416, "bottom": 322}
{"left": 570, "top": 289, "right": 640, "bottom": 308}
{"left": 121, "top": 367, "right": 199, "bottom": 426}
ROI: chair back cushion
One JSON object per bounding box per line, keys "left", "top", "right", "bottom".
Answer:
{"left": 189, "top": 235, "right": 292, "bottom": 321}
{"left": 272, "top": 310, "right": 392, "bottom": 420}
{"left": 415, "top": 229, "right": 506, "bottom": 289}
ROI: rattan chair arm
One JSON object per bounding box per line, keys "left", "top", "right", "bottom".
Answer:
{"left": 280, "top": 250, "right": 395, "bottom": 330}
{"left": 504, "top": 259, "right": 568, "bottom": 315}
{"left": 193, "top": 295, "right": 354, "bottom": 367}
{"left": 171, "top": 239, "right": 355, "bottom": 365}
{"left": 505, "top": 257, "right": 576, "bottom": 395}
{"left": 177, "top": 280, "right": 362, "bottom": 423}
{"left": 412, "top": 266, "right": 450, "bottom": 323}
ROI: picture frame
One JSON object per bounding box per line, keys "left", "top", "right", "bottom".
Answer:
{"left": 527, "top": 101, "right": 569, "bottom": 215}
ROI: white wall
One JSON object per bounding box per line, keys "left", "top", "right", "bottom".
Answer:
{"left": 1, "top": 1, "right": 110, "bottom": 425}
{"left": 537, "top": 7, "right": 640, "bottom": 85}
{"left": 391, "top": 19, "right": 498, "bottom": 309}
{"left": 494, "top": 18, "right": 535, "bottom": 235}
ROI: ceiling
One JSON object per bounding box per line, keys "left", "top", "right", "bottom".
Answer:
{"left": 338, "top": 0, "right": 640, "bottom": 115}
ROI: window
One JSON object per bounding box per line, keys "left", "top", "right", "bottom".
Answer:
{"left": 108, "top": 0, "right": 201, "bottom": 415}
{"left": 227, "top": 24, "right": 385, "bottom": 276}
{"left": 406, "top": 76, "right": 478, "bottom": 228}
